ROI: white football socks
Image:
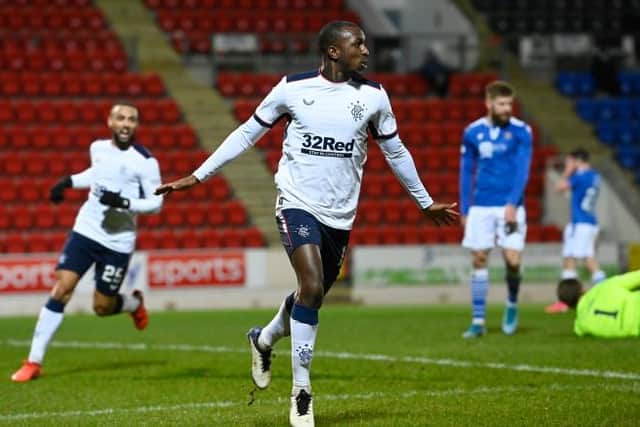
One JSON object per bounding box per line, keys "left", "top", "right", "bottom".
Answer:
{"left": 290, "top": 318, "right": 318, "bottom": 389}
{"left": 28, "top": 306, "right": 64, "bottom": 364}
{"left": 121, "top": 293, "right": 141, "bottom": 313}
{"left": 258, "top": 297, "right": 290, "bottom": 351}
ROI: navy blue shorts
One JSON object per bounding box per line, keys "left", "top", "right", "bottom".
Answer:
{"left": 57, "top": 232, "right": 131, "bottom": 296}
{"left": 276, "top": 208, "right": 350, "bottom": 290}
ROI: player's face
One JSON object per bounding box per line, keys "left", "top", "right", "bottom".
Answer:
{"left": 486, "top": 95, "right": 513, "bottom": 126}
{"left": 108, "top": 105, "right": 139, "bottom": 145}
{"left": 337, "top": 27, "right": 369, "bottom": 73}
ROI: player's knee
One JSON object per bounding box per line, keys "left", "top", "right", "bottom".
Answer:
{"left": 472, "top": 254, "right": 488, "bottom": 268}
{"left": 92, "top": 302, "right": 112, "bottom": 316}
{"left": 506, "top": 262, "right": 520, "bottom": 273}
{"left": 50, "top": 283, "right": 73, "bottom": 303}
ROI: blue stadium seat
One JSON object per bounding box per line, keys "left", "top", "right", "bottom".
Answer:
{"left": 575, "top": 98, "right": 596, "bottom": 122}
{"left": 595, "top": 121, "right": 616, "bottom": 145}
{"left": 556, "top": 72, "right": 594, "bottom": 97}
{"left": 618, "top": 72, "right": 640, "bottom": 96}
{"left": 615, "top": 146, "right": 640, "bottom": 170}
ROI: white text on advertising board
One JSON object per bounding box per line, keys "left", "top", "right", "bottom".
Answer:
{"left": 149, "top": 252, "right": 245, "bottom": 288}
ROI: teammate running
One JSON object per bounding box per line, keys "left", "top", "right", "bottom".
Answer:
{"left": 155, "top": 21, "right": 458, "bottom": 427}
{"left": 12, "top": 103, "right": 162, "bottom": 383}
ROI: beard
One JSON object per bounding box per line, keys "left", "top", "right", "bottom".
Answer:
{"left": 490, "top": 111, "right": 511, "bottom": 127}
{"left": 113, "top": 131, "right": 133, "bottom": 150}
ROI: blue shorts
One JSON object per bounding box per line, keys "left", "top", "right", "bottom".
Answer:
{"left": 57, "top": 232, "right": 131, "bottom": 296}
{"left": 276, "top": 208, "right": 350, "bottom": 291}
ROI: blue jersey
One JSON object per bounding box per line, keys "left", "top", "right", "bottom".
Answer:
{"left": 569, "top": 169, "right": 600, "bottom": 224}
{"left": 459, "top": 117, "right": 533, "bottom": 215}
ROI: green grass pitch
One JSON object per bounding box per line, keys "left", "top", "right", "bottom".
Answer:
{"left": 1, "top": 305, "right": 640, "bottom": 426}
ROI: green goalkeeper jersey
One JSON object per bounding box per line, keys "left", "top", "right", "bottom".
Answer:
{"left": 575, "top": 270, "right": 640, "bottom": 337}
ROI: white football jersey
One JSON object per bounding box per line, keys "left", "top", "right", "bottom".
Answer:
{"left": 255, "top": 71, "right": 404, "bottom": 230}
{"left": 71, "top": 139, "right": 163, "bottom": 253}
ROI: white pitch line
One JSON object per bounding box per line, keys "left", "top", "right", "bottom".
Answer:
{"left": 2, "top": 384, "right": 637, "bottom": 421}
{"left": 4, "top": 338, "right": 640, "bottom": 381}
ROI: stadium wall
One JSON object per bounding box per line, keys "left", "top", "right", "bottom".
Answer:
{"left": 0, "top": 243, "right": 622, "bottom": 316}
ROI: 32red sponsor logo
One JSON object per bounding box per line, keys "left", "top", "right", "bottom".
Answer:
{"left": 148, "top": 252, "right": 245, "bottom": 288}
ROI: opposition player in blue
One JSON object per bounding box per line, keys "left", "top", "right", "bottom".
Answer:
{"left": 546, "top": 148, "right": 605, "bottom": 313}
{"left": 155, "top": 21, "right": 458, "bottom": 427}
{"left": 459, "top": 81, "right": 533, "bottom": 338}
{"left": 12, "top": 104, "right": 163, "bottom": 382}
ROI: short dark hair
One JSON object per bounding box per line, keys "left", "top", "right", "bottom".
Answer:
{"left": 110, "top": 102, "right": 140, "bottom": 120}
{"left": 485, "top": 80, "right": 515, "bottom": 99}
{"left": 557, "top": 278, "right": 583, "bottom": 309}
{"left": 569, "top": 148, "right": 590, "bottom": 162}
{"left": 317, "top": 20, "right": 360, "bottom": 54}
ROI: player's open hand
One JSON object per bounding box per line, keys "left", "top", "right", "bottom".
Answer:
{"left": 422, "top": 202, "right": 459, "bottom": 226}
{"left": 154, "top": 175, "right": 200, "bottom": 195}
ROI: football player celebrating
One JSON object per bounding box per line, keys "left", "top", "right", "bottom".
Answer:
{"left": 12, "top": 103, "right": 163, "bottom": 382}
{"left": 155, "top": 21, "right": 457, "bottom": 426}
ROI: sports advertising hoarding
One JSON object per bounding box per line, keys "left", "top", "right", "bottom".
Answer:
{"left": 148, "top": 252, "right": 245, "bottom": 288}
{"left": 352, "top": 243, "right": 620, "bottom": 287}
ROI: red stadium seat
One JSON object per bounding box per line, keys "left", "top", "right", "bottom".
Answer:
{"left": 527, "top": 224, "right": 543, "bottom": 242}
{"left": 184, "top": 203, "right": 207, "bottom": 227}
{"left": 379, "top": 226, "right": 401, "bottom": 245}
{"left": 220, "top": 228, "right": 244, "bottom": 247}
{"left": 176, "top": 229, "right": 202, "bottom": 249}
{"left": 399, "top": 226, "right": 422, "bottom": 244}
{"left": 226, "top": 201, "right": 248, "bottom": 226}
{"left": 201, "top": 229, "right": 222, "bottom": 247}
{"left": 28, "top": 234, "right": 50, "bottom": 253}
{"left": 162, "top": 205, "right": 184, "bottom": 227}
{"left": 0, "top": 205, "right": 10, "bottom": 230}
{"left": 244, "top": 227, "right": 265, "bottom": 247}
{"left": 0, "top": 177, "right": 19, "bottom": 202}
{"left": 401, "top": 200, "right": 423, "bottom": 225}
{"left": 136, "top": 230, "right": 158, "bottom": 250}
{"left": 20, "top": 179, "right": 41, "bottom": 202}
{"left": 382, "top": 200, "right": 402, "bottom": 224}
{"left": 357, "top": 200, "right": 383, "bottom": 225}
{"left": 4, "top": 232, "right": 28, "bottom": 253}
{"left": 12, "top": 206, "right": 34, "bottom": 230}
{"left": 57, "top": 205, "right": 77, "bottom": 228}
{"left": 206, "top": 206, "right": 226, "bottom": 227}
{"left": 210, "top": 176, "right": 231, "bottom": 201}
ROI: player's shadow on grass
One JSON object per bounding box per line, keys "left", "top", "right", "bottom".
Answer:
{"left": 485, "top": 326, "right": 533, "bottom": 335}
{"left": 144, "top": 368, "right": 249, "bottom": 381}
{"left": 50, "top": 360, "right": 167, "bottom": 378}
{"left": 316, "top": 408, "right": 394, "bottom": 426}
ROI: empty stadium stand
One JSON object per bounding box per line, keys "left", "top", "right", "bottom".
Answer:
{"left": 143, "top": 0, "right": 359, "bottom": 54}
{"left": 0, "top": 0, "right": 264, "bottom": 253}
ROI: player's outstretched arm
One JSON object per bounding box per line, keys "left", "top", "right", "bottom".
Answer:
{"left": 154, "top": 175, "right": 200, "bottom": 195}
{"left": 422, "top": 202, "right": 459, "bottom": 226}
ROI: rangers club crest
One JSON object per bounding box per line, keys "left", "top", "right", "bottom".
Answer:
{"left": 349, "top": 101, "right": 366, "bottom": 122}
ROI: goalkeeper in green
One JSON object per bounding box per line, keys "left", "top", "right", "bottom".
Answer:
{"left": 557, "top": 269, "right": 640, "bottom": 337}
